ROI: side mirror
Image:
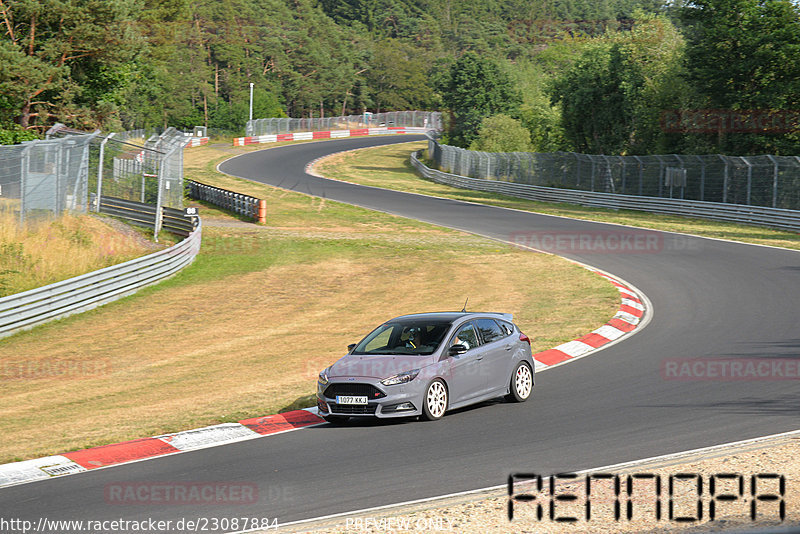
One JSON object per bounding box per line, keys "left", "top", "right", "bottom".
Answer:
{"left": 448, "top": 344, "right": 467, "bottom": 356}
{"left": 347, "top": 343, "right": 357, "bottom": 352}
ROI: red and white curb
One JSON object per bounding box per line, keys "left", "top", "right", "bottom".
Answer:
{"left": 0, "top": 409, "right": 323, "bottom": 488}
{"left": 233, "top": 127, "right": 428, "bottom": 146}
{"left": 0, "top": 274, "right": 646, "bottom": 490}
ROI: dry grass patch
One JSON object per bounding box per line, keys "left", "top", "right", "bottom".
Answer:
{"left": 0, "top": 210, "right": 160, "bottom": 297}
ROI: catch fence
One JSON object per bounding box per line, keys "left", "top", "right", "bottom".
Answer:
{"left": 0, "top": 125, "right": 189, "bottom": 239}
{"left": 429, "top": 140, "right": 800, "bottom": 211}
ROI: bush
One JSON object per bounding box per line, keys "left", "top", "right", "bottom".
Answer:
{"left": 468, "top": 114, "right": 532, "bottom": 153}
{"left": 0, "top": 124, "right": 39, "bottom": 145}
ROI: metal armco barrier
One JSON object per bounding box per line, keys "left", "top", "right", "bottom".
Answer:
{"left": 98, "top": 196, "right": 197, "bottom": 237}
{"left": 187, "top": 180, "right": 265, "bottom": 222}
{"left": 410, "top": 151, "right": 800, "bottom": 233}
{"left": 0, "top": 220, "right": 202, "bottom": 340}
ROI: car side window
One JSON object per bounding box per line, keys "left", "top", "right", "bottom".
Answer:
{"left": 476, "top": 318, "right": 505, "bottom": 344}
{"left": 451, "top": 323, "right": 479, "bottom": 350}
{"left": 497, "top": 320, "right": 514, "bottom": 338}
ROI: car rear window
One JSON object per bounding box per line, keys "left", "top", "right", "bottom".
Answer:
{"left": 497, "top": 320, "right": 514, "bottom": 337}
{"left": 475, "top": 318, "right": 505, "bottom": 344}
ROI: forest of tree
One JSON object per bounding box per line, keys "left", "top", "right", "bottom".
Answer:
{"left": 1, "top": 0, "right": 799, "bottom": 155}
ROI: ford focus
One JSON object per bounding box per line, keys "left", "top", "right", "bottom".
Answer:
{"left": 316, "top": 312, "right": 534, "bottom": 423}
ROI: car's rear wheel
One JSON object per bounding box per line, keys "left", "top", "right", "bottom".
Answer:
{"left": 506, "top": 361, "right": 533, "bottom": 402}
{"left": 323, "top": 415, "right": 350, "bottom": 424}
{"left": 421, "top": 379, "right": 448, "bottom": 421}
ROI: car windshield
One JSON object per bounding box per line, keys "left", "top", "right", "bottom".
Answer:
{"left": 352, "top": 320, "right": 451, "bottom": 355}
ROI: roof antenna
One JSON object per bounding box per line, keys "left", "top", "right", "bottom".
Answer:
{"left": 461, "top": 298, "right": 469, "bottom": 313}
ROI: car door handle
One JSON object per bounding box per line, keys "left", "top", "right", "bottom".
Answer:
{"left": 504, "top": 345, "right": 512, "bottom": 351}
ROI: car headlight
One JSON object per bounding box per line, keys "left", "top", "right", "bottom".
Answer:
{"left": 381, "top": 369, "right": 420, "bottom": 386}
{"left": 318, "top": 369, "right": 330, "bottom": 385}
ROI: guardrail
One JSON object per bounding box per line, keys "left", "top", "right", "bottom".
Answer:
{"left": 411, "top": 151, "right": 800, "bottom": 232}
{"left": 186, "top": 180, "right": 266, "bottom": 223}
{"left": 98, "top": 196, "right": 197, "bottom": 237}
{"left": 0, "top": 220, "right": 202, "bottom": 340}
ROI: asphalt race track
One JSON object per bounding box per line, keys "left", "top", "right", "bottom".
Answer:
{"left": 2, "top": 135, "right": 799, "bottom": 532}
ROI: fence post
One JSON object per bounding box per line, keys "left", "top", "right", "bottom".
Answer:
{"left": 19, "top": 144, "right": 31, "bottom": 225}
{"left": 695, "top": 155, "right": 705, "bottom": 201}
{"left": 741, "top": 157, "right": 752, "bottom": 205}
{"left": 674, "top": 155, "right": 685, "bottom": 199}
{"left": 96, "top": 132, "right": 115, "bottom": 212}
{"left": 720, "top": 155, "right": 729, "bottom": 203}
{"left": 766, "top": 155, "right": 778, "bottom": 208}
{"left": 655, "top": 155, "right": 665, "bottom": 197}
{"left": 154, "top": 149, "right": 166, "bottom": 242}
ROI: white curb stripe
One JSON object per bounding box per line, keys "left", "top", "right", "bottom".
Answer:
{"left": 621, "top": 298, "right": 645, "bottom": 311}
{"left": 617, "top": 287, "right": 638, "bottom": 298}
{"left": 614, "top": 310, "right": 641, "bottom": 324}
{"left": 554, "top": 340, "right": 595, "bottom": 358}
{"left": 591, "top": 324, "right": 627, "bottom": 341}
{"left": 0, "top": 455, "right": 85, "bottom": 487}
{"left": 157, "top": 423, "right": 260, "bottom": 452}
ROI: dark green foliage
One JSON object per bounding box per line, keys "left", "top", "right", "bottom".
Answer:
{"left": 0, "top": 124, "right": 38, "bottom": 145}
{"left": 1, "top": 0, "right": 796, "bottom": 159}
{"left": 440, "top": 53, "right": 522, "bottom": 147}
{"left": 680, "top": 0, "right": 800, "bottom": 154}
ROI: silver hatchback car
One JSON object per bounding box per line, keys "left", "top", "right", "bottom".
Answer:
{"left": 316, "top": 312, "right": 534, "bottom": 422}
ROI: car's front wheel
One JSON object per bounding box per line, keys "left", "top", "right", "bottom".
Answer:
{"left": 323, "top": 415, "right": 350, "bottom": 424}
{"left": 506, "top": 361, "right": 533, "bottom": 402}
{"left": 421, "top": 379, "right": 448, "bottom": 421}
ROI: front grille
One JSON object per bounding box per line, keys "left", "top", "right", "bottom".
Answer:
{"left": 328, "top": 403, "right": 379, "bottom": 415}
{"left": 324, "top": 383, "right": 386, "bottom": 400}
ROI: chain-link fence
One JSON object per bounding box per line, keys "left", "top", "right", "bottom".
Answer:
{"left": 247, "top": 111, "right": 442, "bottom": 136}
{"left": 1, "top": 125, "right": 188, "bottom": 236}
{"left": 428, "top": 139, "right": 800, "bottom": 210}
{"left": 0, "top": 132, "right": 98, "bottom": 223}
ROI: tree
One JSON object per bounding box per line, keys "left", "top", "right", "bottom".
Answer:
{"left": 468, "top": 114, "right": 531, "bottom": 152}
{"left": 440, "top": 52, "right": 522, "bottom": 147}
{"left": 0, "top": 0, "right": 140, "bottom": 131}
{"left": 549, "top": 14, "right": 688, "bottom": 154}
{"left": 365, "top": 39, "right": 436, "bottom": 112}
{"left": 681, "top": 0, "right": 800, "bottom": 154}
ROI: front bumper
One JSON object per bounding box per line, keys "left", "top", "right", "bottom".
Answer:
{"left": 316, "top": 378, "right": 423, "bottom": 418}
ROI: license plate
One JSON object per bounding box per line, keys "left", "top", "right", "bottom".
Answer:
{"left": 336, "top": 395, "right": 368, "bottom": 405}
